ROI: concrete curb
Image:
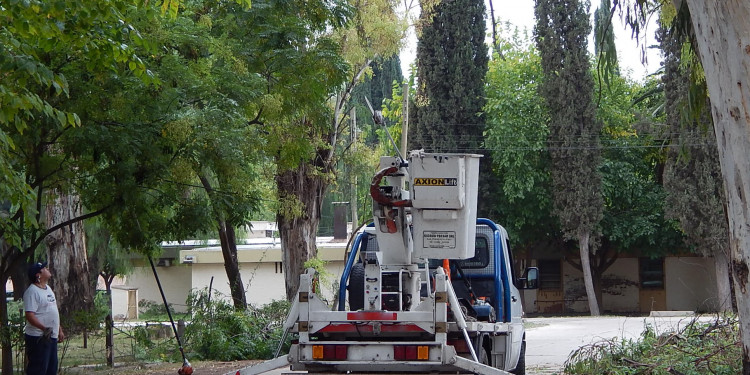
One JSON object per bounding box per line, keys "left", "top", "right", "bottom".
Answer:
{"left": 648, "top": 311, "right": 694, "bottom": 317}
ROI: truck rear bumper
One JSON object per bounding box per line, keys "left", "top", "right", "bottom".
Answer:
{"left": 289, "top": 343, "right": 511, "bottom": 375}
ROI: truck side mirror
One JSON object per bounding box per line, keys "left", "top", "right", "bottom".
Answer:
{"left": 521, "top": 267, "right": 539, "bottom": 289}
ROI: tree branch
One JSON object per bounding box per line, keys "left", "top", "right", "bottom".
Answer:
{"left": 26, "top": 205, "right": 112, "bottom": 253}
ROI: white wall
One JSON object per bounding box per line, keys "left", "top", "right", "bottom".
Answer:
{"left": 125, "top": 259, "right": 349, "bottom": 311}
{"left": 189, "top": 261, "right": 347, "bottom": 307}
{"left": 562, "top": 262, "right": 587, "bottom": 312}
{"left": 110, "top": 286, "right": 138, "bottom": 319}
{"left": 665, "top": 257, "right": 718, "bottom": 312}
{"left": 601, "top": 258, "right": 639, "bottom": 313}
{"left": 127, "top": 264, "right": 193, "bottom": 313}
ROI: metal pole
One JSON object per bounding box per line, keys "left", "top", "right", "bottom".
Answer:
{"left": 148, "top": 256, "right": 191, "bottom": 369}
{"left": 401, "top": 82, "right": 409, "bottom": 156}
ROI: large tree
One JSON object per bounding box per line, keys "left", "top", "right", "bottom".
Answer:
{"left": 0, "top": 1, "right": 158, "bottom": 371}
{"left": 484, "top": 27, "right": 556, "bottom": 250}
{"left": 231, "top": 0, "right": 404, "bottom": 299}
{"left": 658, "top": 14, "right": 732, "bottom": 312}
{"left": 485, "top": 26, "right": 682, "bottom": 310}
{"left": 677, "top": 1, "right": 750, "bottom": 370}
{"left": 617, "top": 1, "right": 750, "bottom": 369}
{"left": 413, "top": 0, "right": 498, "bottom": 218}
{"left": 534, "top": 0, "right": 604, "bottom": 315}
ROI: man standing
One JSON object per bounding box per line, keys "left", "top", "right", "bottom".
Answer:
{"left": 23, "top": 261, "right": 64, "bottom": 375}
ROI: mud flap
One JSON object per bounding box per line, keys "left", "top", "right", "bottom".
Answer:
{"left": 229, "top": 354, "right": 290, "bottom": 375}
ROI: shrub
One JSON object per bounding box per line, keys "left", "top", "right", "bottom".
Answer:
{"left": 564, "top": 315, "right": 740, "bottom": 375}
{"left": 184, "top": 288, "right": 291, "bottom": 361}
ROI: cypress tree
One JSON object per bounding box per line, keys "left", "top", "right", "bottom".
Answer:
{"left": 413, "top": 0, "right": 496, "bottom": 217}
{"left": 659, "top": 22, "right": 732, "bottom": 312}
{"left": 534, "top": 0, "right": 604, "bottom": 315}
{"left": 413, "top": 0, "right": 487, "bottom": 152}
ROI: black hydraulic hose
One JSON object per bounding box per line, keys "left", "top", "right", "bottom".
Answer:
{"left": 452, "top": 260, "right": 476, "bottom": 303}
{"left": 148, "top": 256, "right": 189, "bottom": 366}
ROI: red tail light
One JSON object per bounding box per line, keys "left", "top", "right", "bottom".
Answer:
{"left": 393, "top": 345, "right": 429, "bottom": 360}
{"left": 335, "top": 345, "right": 347, "bottom": 360}
{"left": 313, "top": 344, "right": 348, "bottom": 360}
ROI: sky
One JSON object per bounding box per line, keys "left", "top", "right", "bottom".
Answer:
{"left": 399, "top": 0, "right": 662, "bottom": 81}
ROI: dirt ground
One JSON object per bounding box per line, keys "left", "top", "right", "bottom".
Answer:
{"left": 63, "top": 359, "right": 261, "bottom": 375}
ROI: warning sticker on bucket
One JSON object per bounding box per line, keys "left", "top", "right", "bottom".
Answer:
{"left": 422, "top": 231, "right": 456, "bottom": 248}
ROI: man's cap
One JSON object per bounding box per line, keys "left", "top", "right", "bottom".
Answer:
{"left": 28, "top": 261, "right": 47, "bottom": 281}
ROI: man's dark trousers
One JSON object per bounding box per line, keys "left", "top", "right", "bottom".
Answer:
{"left": 25, "top": 334, "right": 57, "bottom": 375}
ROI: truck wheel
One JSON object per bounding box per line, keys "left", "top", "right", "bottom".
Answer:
{"left": 510, "top": 340, "right": 526, "bottom": 375}
{"left": 348, "top": 262, "right": 365, "bottom": 310}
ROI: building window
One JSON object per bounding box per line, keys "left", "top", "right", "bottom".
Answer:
{"left": 639, "top": 257, "right": 664, "bottom": 289}
{"left": 275, "top": 262, "right": 283, "bottom": 274}
{"left": 537, "top": 259, "right": 562, "bottom": 290}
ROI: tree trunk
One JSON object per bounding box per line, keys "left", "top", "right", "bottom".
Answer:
{"left": 218, "top": 222, "right": 247, "bottom": 310}
{"left": 0, "top": 283, "right": 11, "bottom": 375}
{"left": 714, "top": 247, "right": 733, "bottom": 312}
{"left": 44, "top": 190, "right": 94, "bottom": 330}
{"left": 1, "top": 239, "right": 24, "bottom": 373}
{"left": 578, "top": 231, "right": 600, "bottom": 316}
{"left": 592, "top": 268, "right": 604, "bottom": 314}
{"left": 683, "top": 1, "right": 750, "bottom": 372}
{"left": 198, "top": 175, "right": 247, "bottom": 310}
{"left": 105, "top": 278, "right": 114, "bottom": 367}
{"left": 277, "top": 163, "right": 327, "bottom": 301}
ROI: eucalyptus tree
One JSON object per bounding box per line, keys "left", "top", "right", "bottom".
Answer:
{"left": 672, "top": 0, "right": 750, "bottom": 369}
{"left": 534, "top": 0, "right": 604, "bottom": 315}
{"left": 614, "top": 1, "right": 750, "bottom": 366}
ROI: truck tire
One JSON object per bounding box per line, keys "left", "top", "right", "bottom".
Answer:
{"left": 348, "top": 262, "right": 365, "bottom": 311}
{"left": 510, "top": 340, "right": 526, "bottom": 375}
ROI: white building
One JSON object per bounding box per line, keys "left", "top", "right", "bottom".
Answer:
{"left": 115, "top": 222, "right": 350, "bottom": 316}
{"left": 111, "top": 221, "right": 724, "bottom": 318}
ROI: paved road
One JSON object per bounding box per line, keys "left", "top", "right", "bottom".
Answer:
{"left": 524, "top": 315, "right": 710, "bottom": 374}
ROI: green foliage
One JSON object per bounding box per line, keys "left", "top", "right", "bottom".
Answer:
{"left": 657, "top": 15, "right": 726, "bottom": 259}
{"left": 413, "top": 0, "right": 488, "bottom": 153}
{"left": 413, "top": 0, "right": 496, "bottom": 217}
{"left": 597, "top": 74, "right": 683, "bottom": 254}
{"left": 484, "top": 25, "right": 556, "bottom": 246}
{"left": 565, "top": 315, "right": 740, "bottom": 374}
{"left": 485, "top": 22, "right": 682, "bottom": 256}
{"left": 185, "top": 289, "right": 291, "bottom": 361}
{"left": 304, "top": 256, "right": 334, "bottom": 295}
{"left": 535, "top": 0, "right": 604, "bottom": 241}
{"left": 0, "top": 0, "right": 155, "bottom": 251}
{"left": 138, "top": 299, "right": 189, "bottom": 322}
{"left": 0, "top": 300, "right": 25, "bottom": 358}
{"left": 86, "top": 217, "right": 133, "bottom": 289}
{"left": 593, "top": 0, "right": 620, "bottom": 86}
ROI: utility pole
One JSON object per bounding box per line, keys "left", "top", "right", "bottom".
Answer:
{"left": 350, "top": 108, "right": 358, "bottom": 231}
{"left": 401, "top": 82, "right": 409, "bottom": 156}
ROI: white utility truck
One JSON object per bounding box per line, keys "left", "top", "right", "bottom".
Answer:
{"left": 231, "top": 150, "right": 539, "bottom": 375}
